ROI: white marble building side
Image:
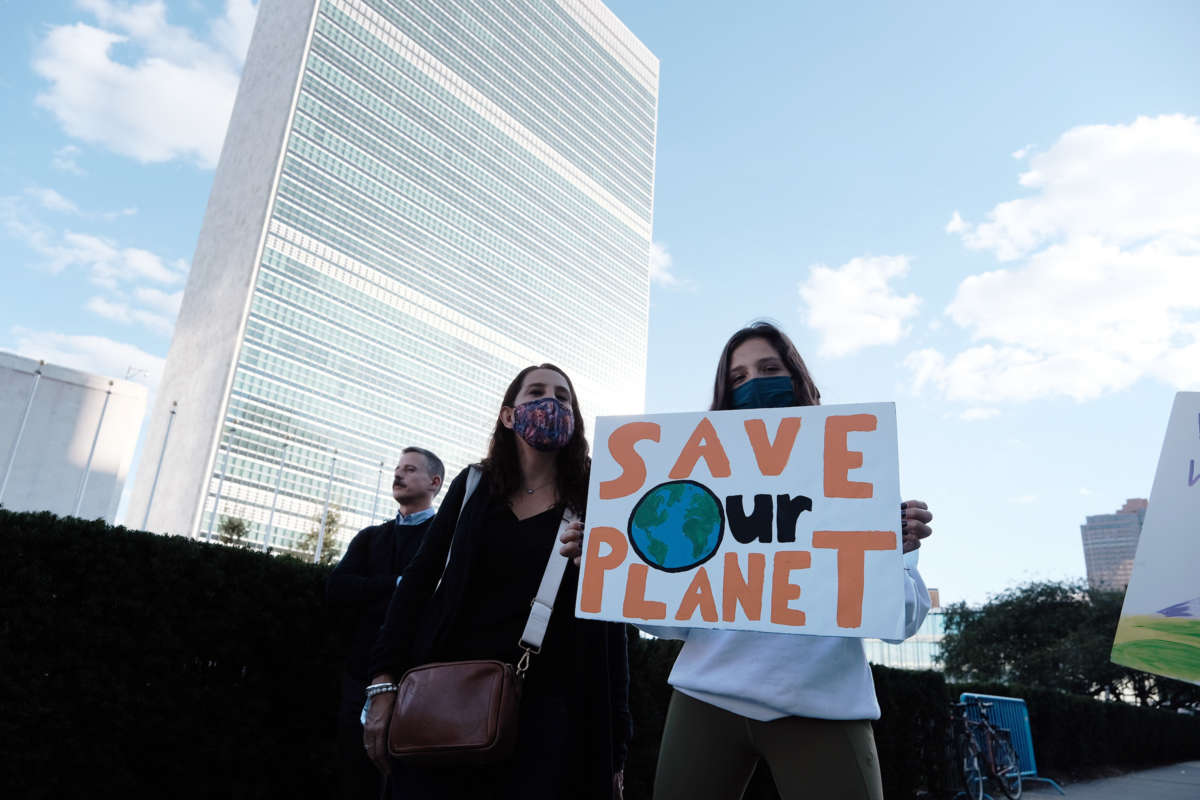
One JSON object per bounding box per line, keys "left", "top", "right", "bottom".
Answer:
{"left": 0, "top": 352, "right": 147, "bottom": 523}
{"left": 126, "top": 0, "right": 321, "bottom": 536}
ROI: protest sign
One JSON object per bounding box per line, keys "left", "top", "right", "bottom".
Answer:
{"left": 1111, "top": 392, "right": 1200, "bottom": 685}
{"left": 575, "top": 402, "right": 905, "bottom": 639}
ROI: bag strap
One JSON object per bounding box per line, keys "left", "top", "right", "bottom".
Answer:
{"left": 441, "top": 465, "right": 575, "bottom": 673}
{"left": 518, "top": 507, "right": 577, "bottom": 659}
{"left": 435, "top": 465, "right": 482, "bottom": 591}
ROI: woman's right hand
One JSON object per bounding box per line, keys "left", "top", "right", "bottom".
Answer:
{"left": 363, "top": 677, "right": 396, "bottom": 775}
{"left": 559, "top": 520, "right": 584, "bottom": 565}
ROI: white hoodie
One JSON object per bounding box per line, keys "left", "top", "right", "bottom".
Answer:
{"left": 639, "top": 550, "right": 930, "bottom": 721}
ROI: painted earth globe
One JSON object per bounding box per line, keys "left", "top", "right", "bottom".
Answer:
{"left": 628, "top": 480, "right": 724, "bottom": 572}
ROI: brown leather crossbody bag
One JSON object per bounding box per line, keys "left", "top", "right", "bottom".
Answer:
{"left": 387, "top": 467, "right": 574, "bottom": 766}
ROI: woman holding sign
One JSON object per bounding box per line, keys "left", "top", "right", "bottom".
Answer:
{"left": 361, "top": 364, "right": 631, "bottom": 799}
{"left": 565, "top": 321, "right": 933, "bottom": 800}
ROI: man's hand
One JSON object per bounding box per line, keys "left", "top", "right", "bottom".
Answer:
{"left": 363, "top": 675, "right": 396, "bottom": 775}
{"left": 901, "top": 500, "right": 933, "bottom": 553}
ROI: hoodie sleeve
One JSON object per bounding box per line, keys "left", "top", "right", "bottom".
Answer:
{"left": 883, "top": 548, "right": 932, "bottom": 644}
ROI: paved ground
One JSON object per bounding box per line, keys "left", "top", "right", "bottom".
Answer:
{"left": 1019, "top": 761, "right": 1200, "bottom": 799}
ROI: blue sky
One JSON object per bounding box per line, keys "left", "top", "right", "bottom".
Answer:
{"left": 2, "top": 1, "right": 1198, "bottom": 605}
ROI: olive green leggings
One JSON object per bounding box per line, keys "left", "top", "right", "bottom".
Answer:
{"left": 653, "top": 691, "right": 884, "bottom": 800}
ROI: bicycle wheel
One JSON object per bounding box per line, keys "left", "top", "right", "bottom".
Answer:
{"left": 991, "top": 730, "right": 1022, "bottom": 800}
{"left": 958, "top": 740, "right": 984, "bottom": 800}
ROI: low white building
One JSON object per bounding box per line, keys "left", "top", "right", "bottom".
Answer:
{"left": 0, "top": 352, "right": 147, "bottom": 523}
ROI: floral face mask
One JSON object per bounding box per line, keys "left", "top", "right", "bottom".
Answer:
{"left": 512, "top": 396, "right": 575, "bottom": 451}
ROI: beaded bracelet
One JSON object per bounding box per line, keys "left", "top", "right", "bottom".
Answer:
{"left": 365, "top": 683, "right": 397, "bottom": 699}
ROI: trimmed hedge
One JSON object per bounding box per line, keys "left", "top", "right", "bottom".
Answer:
{"left": 1, "top": 510, "right": 342, "bottom": 799}
{"left": 3, "top": 510, "right": 1199, "bottom": 798}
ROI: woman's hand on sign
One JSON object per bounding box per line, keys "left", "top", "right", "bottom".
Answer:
{"left": 559, "top": 520, "right": 584, "bottom": 565}
{"left": 901, "top": 500, "right": 932, "bottom": 553}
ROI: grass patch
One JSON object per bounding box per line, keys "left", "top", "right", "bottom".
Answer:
{"left": 1112, "top": 615, "right": 1200, "bottom": 682}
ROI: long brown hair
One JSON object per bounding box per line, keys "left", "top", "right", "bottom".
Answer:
{"left": 482, "top": 363, "right": 590, "bottom": 514}
{"left": 710, "top": 321, "right": 821, "bottom": 411}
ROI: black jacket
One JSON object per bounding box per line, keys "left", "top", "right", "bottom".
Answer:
{"left": 369, "top": 467, "right": 633, "bottom": 790}
{"left": 326, "top": 514, "right": 433, "bottom": 680}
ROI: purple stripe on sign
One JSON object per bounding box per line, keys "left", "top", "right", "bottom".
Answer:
{"left": 1157, "top": 597, "right": 1200, "bottom": 618}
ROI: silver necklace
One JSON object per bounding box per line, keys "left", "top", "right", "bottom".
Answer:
{"left": 523, "top": 479, "right": 553, "bottom": 495}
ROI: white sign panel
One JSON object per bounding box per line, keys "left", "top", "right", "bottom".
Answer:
{"left": 1112, "top": 392, "right": 1200, "bottom": 685}
{"left": 575, "top": 402, "right": 905, "bottom": 639}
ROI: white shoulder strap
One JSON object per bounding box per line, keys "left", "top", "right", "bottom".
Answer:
{"left": 438, "top": 464, "right": 573, "bottom": 654}
{"left": 435, "top": 466, "right": 482, "bottom": 589}
{"left": 519, "top": 507, "right": 577, "bottom": 653}
{"left": 461, "top": 466, "right": 482, "bottom": 514}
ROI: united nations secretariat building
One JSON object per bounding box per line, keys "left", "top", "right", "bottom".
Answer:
{"left": 127, "top": 0, "right": 658, "bottom": 554}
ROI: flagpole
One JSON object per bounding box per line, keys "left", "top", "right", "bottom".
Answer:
{"left": 263, "top": 442, "right": 288, "bottom": 551}
{"left": 315, "top": 450, "right": 337, "bottom": 563}
{"left": 370, "top": 460, "right": 384, "bottom": 522}
{"left": 141, "top": 400, "right": 177, "bottom": 530}
{"left": 205, "top": 426, "right": 234, "bottom": 541}
{"left": 74, "top": 381, "right": 113, "bottom": 516}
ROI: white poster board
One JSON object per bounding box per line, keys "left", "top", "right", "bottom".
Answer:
{"left": 575, "top": 402, "right": 905, "bottom": 639}
{"left": 1111, "top": 392, "right": 1200, "bottom": 685}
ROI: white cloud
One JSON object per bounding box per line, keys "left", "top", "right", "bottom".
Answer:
{"left": 49, "top": 232, "right": 183, "bottom": 288}
{"left": 85, "top": 295, "right": 131, "bottom": 322}
{"left": 26, "top": 187, "right": 79, "bottom": 214}
{"left": 921, "top": 115, "right": 1200, "bottom": 403}
{"left": 3, "top": 194, "right": 183, "bottom": 340}
{"left": 33, "top": 1, "right": 259, "bottom": 167}
{"left": 944, "top": 211, "right": 966, "bottom": 234}
{"left": 649, "top": 240, "right": 684, "bottom": 288}
{"left": 1011, "top": 145, "right": 1033, "bottom": 160}
{"left": 1, "top": 197, "right": 185, "bottom": 288}
{"left": 210, "top": 0, "right": 259, "bottom": 63}
{"left": 10, "top": 326, "right": 165, "bottom": 387}
{"left": 798, "top": 255, "right": 921, "bottom": 357}
{"left": 85, "top": 295, "right": 174, "bottom": 336}
{"left": 1010, "top": 494, "right": 1039, "bottom": 505}
{"left": 954, "top": 115, "right": 1200, "bottom": 261}
{"left": 1080, "top": 488, "right": 1093, "bottom": 496}
{"left": 133, "top": 287, "right": 183, "bottom": 315}
{"left": 906, "top": 348, "right": 945, "bottom": 392}
{"left": 51, "top": 144, "right": 86, "bottom": 175}
{"left": 21, "top": 186, "right": 136, "bottom": 222}
{"left": 960, "top": 407, "right": 1000, "bottom": 421}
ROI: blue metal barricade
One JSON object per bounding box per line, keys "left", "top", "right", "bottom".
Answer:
{"left": 960, "top": 692, "right": 1066, "bottom": 795}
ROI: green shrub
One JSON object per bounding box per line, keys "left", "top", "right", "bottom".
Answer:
{"left": 0, "top": 510, "right": 342, "bottom": 799}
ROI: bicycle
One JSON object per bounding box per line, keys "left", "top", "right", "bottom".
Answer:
{"left": 952, "top": 699, "right": 1022, "bottom": 799}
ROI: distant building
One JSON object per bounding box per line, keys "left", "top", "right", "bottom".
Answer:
{"left": 865, "top": 586, "right": 946, "bottom": 671}
{"left": 126, "top": 0, "right": 658, "bottom": 552}
{"left": 0, "top": 352, "right": 147, "bottom": 523}
{"left": 1081, "top": 499, "right": 1148, "bottom": 590}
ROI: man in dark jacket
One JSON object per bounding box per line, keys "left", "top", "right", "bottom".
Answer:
{"left": 327, "top": 446, "right": 444, "bottom": 798}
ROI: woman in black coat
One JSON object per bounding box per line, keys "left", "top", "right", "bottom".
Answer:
{"left": 363, "top": 363, "right": 632, "bottom": 799}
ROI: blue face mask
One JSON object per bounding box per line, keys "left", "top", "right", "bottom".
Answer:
{"left": 731, "top": 376, "right": 795, "bottom": 410}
